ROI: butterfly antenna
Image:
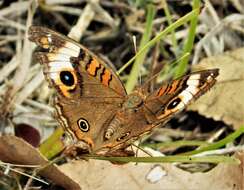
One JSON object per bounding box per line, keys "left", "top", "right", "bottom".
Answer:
{"left": 132, "top": 35, "right": 137, "bottom": 54}
{"left": 132, "top": 35, "right": 143, "bottom": 86}
{"left": 131, "top": 143, "right": 153, "bottom": 157}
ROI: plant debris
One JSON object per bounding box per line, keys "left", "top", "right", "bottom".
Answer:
{"left": 0, "top": 0, "right": 243, "bottom": 189}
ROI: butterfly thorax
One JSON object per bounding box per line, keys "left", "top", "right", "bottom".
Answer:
{"left": 104, "top": 93, "right": 144, "bottom": 138}
{"left": 124, "top": 92, "right": 145, "bottom": 108}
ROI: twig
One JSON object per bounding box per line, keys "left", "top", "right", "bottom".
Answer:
{"left": 23, "top": 170, "right": 37, "bottom": 190}
{"left": 24, "top": 99, "right": 54, "bottom": 112}
{"left": 45, "top": 0, "right": 83, "bottom": 5}
{"left": 90, "top": 0, "right": 116, "bottom": 28}
{"left": 193, "top": 145, "right": 244, "bottom": 157}
{"left": 0, "top": 56, "right": 18, "bottom": 83}
{"left": 0, "top": 163, "right": 48, "bottom": 185}
{"left": 15, "top": 71, "right": 44, "bottom": 105}
{"left": 0, "top": 1, "right": 29, "bottom": 17}
{"left": 0, "top": 18, "right": 26, "bottom": 31}
{"left": 192, "top": 13, "right": 244, "bottom": 64}
{"left": 68, "top": 0, "right": 99, "bottom": 40}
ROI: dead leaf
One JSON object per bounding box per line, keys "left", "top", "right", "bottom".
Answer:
{"left": 14, "top": 123, "right": 41, "bottom": 147}
{"left": 189, "top": 48, "right": 244, "bottom": 129}
{"left": 1, "top": 136, "right": 242, "bottom": 190}
{"left": 0, "top": 136, "right": 80, "bottom": 190}
{"left": 59, "top": 151, "right": 243, "bottom": 190}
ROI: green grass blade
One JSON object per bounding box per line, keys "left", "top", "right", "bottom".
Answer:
{"left": 117, "top": 9, "right": 198, "bottom": 75}
{"left": 174, "top": 0, "right": 201, "bottom": 78}
{"left": 85, "top": 155, "right": 239, "bottom": 164}
{"left": 39, "top": 127, "right": 65, "bottom": 159}
{"left": 143, "top": 140, "right": 209, "bottom": 150}
{"left": 162, "top": 0, "right": 178, "bottom": 56}
{"left": 157, "top": 52, "right": 190, "bottom": 81}
{"left": 125, "top": 4, "right": 156, "bottom": 93}
{"left": 181, "top": 126, "right": 244, "bottom": 156}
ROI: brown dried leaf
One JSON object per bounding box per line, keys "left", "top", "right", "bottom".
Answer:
{"left": 0, "top": 136, "right": 80, "bottom": 190}
{"left": 14, "top": 123, "right": 41, "bottom": 147}
{"left": 189, "top": 48, "right": 244, "bottom": 129}
{"left": 0, "top": 136, "right": 242, "bottom": 189}
{"left": 59, "top": 152, "right": 243, "bottom": 190}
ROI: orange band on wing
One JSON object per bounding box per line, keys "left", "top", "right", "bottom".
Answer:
{"left": 54, "top": 69, "right": 77, "bottom": 98}
{"left": 59, "top": 86, "right": 71, "bottom": 98}
{"left": 75, "top": 131, "right": 95, "bottom": 148}
{"left": 157, "top": 85, "right": 168, "bottom": 97}
{"left": 87, "top": 59, "right": 100, "bottom": 76}
{"left": 40, "top": 37, "right": 50, "bottom": 48}
{"left": 101, "top": 69, "right": 112, "bottom": 86}
{"left": 168, "top": 80, "right": 180, "bottom": 94}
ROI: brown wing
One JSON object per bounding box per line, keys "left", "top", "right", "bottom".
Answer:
{"left": 28, "top": 26, "right": 126, "bottom": 99}
{"left": 28, "top": 26, "right": 126, "bottom": 151}
{"left": 144, "top": 69, "right": 219, "bottom": 124}
{"left": 91, "top": 69, "right": 219, "bottom": 155}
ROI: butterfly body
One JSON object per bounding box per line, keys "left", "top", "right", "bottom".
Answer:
{"left": 28, "top": 26, "right": 219, "bottom": 157}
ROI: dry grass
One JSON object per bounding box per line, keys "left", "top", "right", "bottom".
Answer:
{"left": 0, "top": 0, "right": 243, "bottom": 189}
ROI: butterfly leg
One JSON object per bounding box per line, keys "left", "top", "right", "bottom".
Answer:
{"left": 62, "top": 141, "right": 91, "bottom": 158}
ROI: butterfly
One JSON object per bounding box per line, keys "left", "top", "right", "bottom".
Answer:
{"left": 28, "top": 26, "right": 219, "bottom": 157}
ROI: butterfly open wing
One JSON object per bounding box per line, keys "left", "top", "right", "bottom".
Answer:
{"left": 144, "top": 69, "right": 219, "bottom": 125}
{"left": 91, "top": 69, "right": 219, "bottom": 155}
{"left": 28, "top": 26, "right": 126, "bottom": 152}
{"left": 28, "top": 26, "right": 126, "bottom": 99}
{"left": 28, "top": 26, "right": 219, "bottom": 156}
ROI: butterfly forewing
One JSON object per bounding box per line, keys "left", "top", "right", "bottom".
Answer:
{"left": 28, "top": 26, "right": 126, "bottom": 99}
{"left": 145, "top": 69, "right": 219, "bottom": 122}
{"left": 28, "top": 26, "right": 127, "bottom": 152}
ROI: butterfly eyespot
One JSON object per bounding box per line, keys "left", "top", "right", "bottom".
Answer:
{"left": 60, "top": 71, "right": 75, "bottom": 86}
{"left": 77, "top": 118, "right": 90, "bottom": 132}
{"left": 167, "top": 97, "right": 182, "bottom": 110}
{"left": 117, "top": 132, "right": 130, "bottom": 142}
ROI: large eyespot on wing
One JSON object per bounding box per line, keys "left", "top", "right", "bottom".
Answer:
{"left": 77, "top": 118, "right": 90, "bottom": 132}
{"left": 28, "top": 26, "right": 129, "bottom": 155}
{"left": 28, "top": 27, "right": 82, "bottom": 98}
{"left": 28, "top": 26, "right": 127, "bottom": 98}
{"left": 167, "top": 97, "right": 182, "bottom": 110}
{"left": 60, "top": 70, "right": 75, "bottom": 86}
{"left": 33, "top": 51, "right": 80, "bottom": 99}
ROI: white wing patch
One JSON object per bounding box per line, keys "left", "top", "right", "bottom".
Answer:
{"left": 47, "top": 53, "right": 71, "bottom": 62}
{"left": 46, "top": 41, "right": 80, "bottom": 81}
{"left": 185, "top": 85, "right": 198, "bottom": 95}
{"left": 179, "top": 90, "right": 193, "bottom": 105}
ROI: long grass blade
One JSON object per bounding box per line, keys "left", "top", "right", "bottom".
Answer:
{"left": 125, "top": 4, "right": 156, "bottom": 93}
{"left": 174, "top": 0, "right": 201, "bottom": 78}
{"left": 117, "top": 9, "right": 198, "bottom": 75}
{"left": 84, "top": 155, "right": 239, "bottom": 164}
